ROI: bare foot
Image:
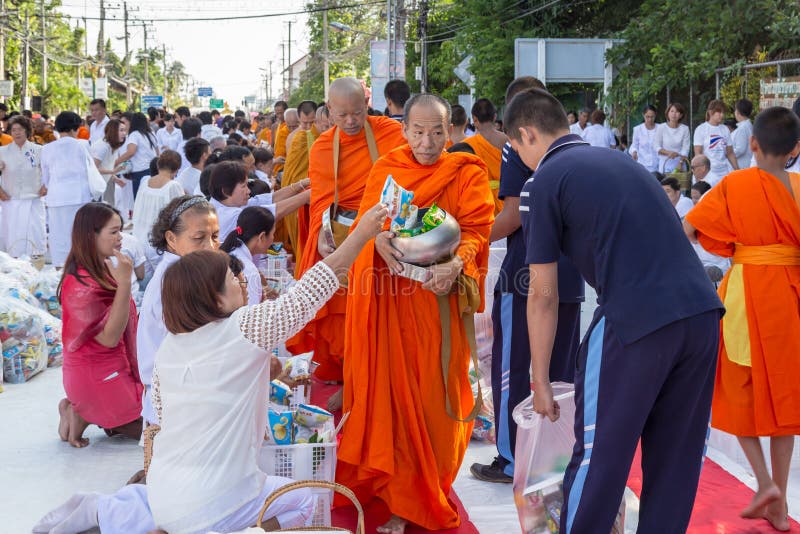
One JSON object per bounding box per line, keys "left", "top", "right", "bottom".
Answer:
{"left": 763, "top": 500, "right": 791, "bottom": 532}
{"left": 741, "top": 483, "right": 781, "bottom": 519}
{"left": 58, "top": 398, "right": 70, "bottom": 441}
{"left": 67, "top": 404, "right": 90, "bottom": 448}
{"left": 377, "top": 515, "right": 408, "bottom": 534}
{"left": 126, "top": 469, "right": 146, "bottom": 485}
{"left": 326, "top": 387, "right": 343, "bottom": 413}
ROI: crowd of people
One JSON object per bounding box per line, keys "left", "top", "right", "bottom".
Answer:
{"left": 1, "top": 72, "right": 796, "bottom": 534}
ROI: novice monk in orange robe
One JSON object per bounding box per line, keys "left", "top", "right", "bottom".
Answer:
{"left": 464, "top": 98, "right": 507, "bottom": 214}
{"left": 337, "top": 94, "right": 494, "bottom": 534}
{"left": 287, "top": 77, "right": 404, "bottom": 386}
{"left": 283, "top": 106, "right": 332, "bottom": 273}
{"left": 273, "top": 110, "right": 298, "bottom": 176}
{"left": 685, "top": 106, "right": 800, "bottom": 532}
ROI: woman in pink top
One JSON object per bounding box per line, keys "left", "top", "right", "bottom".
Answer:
{"left": 57, "top": 202, "right": 143, "bottom": 448}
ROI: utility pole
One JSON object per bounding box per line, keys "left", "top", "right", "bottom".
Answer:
{"left": 97, "top": 0, "right": 105, "bottom": 59}
{"left": 281, "top": 42, "right": 286, "bottom": 98}
{"left": 286, "top": 21, "right": 293, "bottom": 91}
{"left": 418, "top": 0, "right": 428, "bottom": 92}
{"left": 387, "top": 0, "right": 393, "bottom": 80}
{"left": 162, "top": 43, "right": 167, "bottom": 99}
{"left": 123, "top": 1, "right": 131, "bottom": 106}
{"left": 143, "top": 24, "right": 149, "bottom": 91}
{"left": 268, "top": 60, "right": 273, "bottom": 102}
{"left": 22, "top": 8, "right": 30, "bottom": 109}
{"left": 40, "top": 0, "right": 47, "bottom": 93}
{"left": 323, "top": 2, "right": 329, "bottom": 99}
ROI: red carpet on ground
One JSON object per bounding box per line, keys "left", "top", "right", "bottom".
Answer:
{"left": 627, "top": 448, "right": 799, "bottom": 533}
{"left": 309, "top": 378, "right": 479, "bottom": 533}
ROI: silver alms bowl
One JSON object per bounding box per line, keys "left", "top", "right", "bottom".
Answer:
{"left": 390, "top": 209, "right": 461, "bottom": 266}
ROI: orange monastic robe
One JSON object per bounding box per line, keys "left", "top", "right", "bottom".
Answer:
{"left": 282, "top": 125, "right": 320, "bottom": 271}
{"left": 256, "top": 127, "right": 272, "bottom": 147}
{"left": 0, "top": 133, "right": 11, "bottom": 146}
{"left": 273, "top": 122, "right": 289, "bottom": 174}
{"left": 464, "top": 133, "right": 503, "bottom": 214}
{"left": 286, "top": 116, "right": 404, "bottom": 381}
{"left": 686, "top": 168, "right": 800, "bottom": 436}
{"left": 337, "top": 146, "right": 494, "bottom": 529}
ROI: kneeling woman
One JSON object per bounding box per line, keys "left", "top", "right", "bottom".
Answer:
{"left": 57, "top": 203, "right": 142, "bottom": 447}
{"left": 35, "top": 202, "right": 388, "bottom": 534}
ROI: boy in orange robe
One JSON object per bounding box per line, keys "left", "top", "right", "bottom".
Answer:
{"left": 464, "top": 98, "right": 506, "bottom": 214}
{"left": 337, "top": 94, "right": 494, "bottom": 533}
{"left": 685, "top": 106, "right": 800, "bottom": 531}
{"left": 287, "top": 78, "right": 404, "bottom": 387}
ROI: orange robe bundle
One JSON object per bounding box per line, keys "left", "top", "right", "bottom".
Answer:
{"left": 686, "top": 168, "right": 800, "bottom": 436}
{"left": 256, "top": 126, "right": 272, "bottom": 147}
{"left": 286, "top": 116, "right": 404, "bottom": 381}
{"left": 282, "top": 126, "right": 320, "bottom": 271}
{"left": 337, "top": 146, "right": 494, "bottom": 529}
{"left": 464, "top": 133, "right": 504, "bottom": 214}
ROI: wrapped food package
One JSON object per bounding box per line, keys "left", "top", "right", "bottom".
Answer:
{"left": 1, "top": 297, "right": 48, "bottom": 384}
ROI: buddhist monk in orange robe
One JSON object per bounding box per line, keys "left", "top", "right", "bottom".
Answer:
{"left": 464, "top": 98, "right": 507, "bottom": 214}
{"left": 286, "top": 77, "right": 405, "bottom": 386}
{"left": 337, "top": 94, "right": 494, "bottom": 533}
{"left": 283, "top": 103, "right": 331, "bottom": 270}
{"left": 273, "top": 109, "right": 298, "bottom": 176}
{"left": 684, "top": 106, "right": 800, "bottom": 532}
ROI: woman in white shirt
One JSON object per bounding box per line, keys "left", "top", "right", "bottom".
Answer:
{"left": 155, "top": 113, "right": 182, "bottom": 153}
{"left": 91, "top": 118, "right": 127, "bottom": 208}
{"left": 655, "top": 102, "right": 691, "bottom": 173}
{"left": 629, "top": 105, "right": 660, "bottom": 172}
{"left": 692, "top": 99, "right": 739, "bottom": 187}
{"left": 209, "top": 160, "right": 309, "bottom": 238}
{"left": 40, "top": 111, "right": 94, "bottom": 268}
{"left": 132, "top": 150, "right": 185, "bottom": 247}
{"left": 581, "top": 109, "right": 617, "bottom": 149}
{"left": 136, "top": 195, "right": 220, "bottom": 426}
{"left": 220, "top": 206, "right": 275, "bottom": 305}
{"left": 0, "top": 115, "right": 46, "bottom": 258}
{"left": 34, "top": 203, "right": 388, "bottom": 534}
{"left": 115, "top": 112, "right": 159, "bottom": 199}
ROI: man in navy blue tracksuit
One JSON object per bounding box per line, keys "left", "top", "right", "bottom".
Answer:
{"left": 506, "top": 89, "right": 724, "bottom": 534}
{"left": 471, "top": 77, "right": 584, "bottom": 484}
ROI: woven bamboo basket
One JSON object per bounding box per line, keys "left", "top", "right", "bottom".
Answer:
{"left": 257, "top": 480, "right": 364, "bottom": 533}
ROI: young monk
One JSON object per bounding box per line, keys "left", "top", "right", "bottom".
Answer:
{"left": 464, "top": 98, "right": 507, "bottom": 214}
{"left": 337, "top": 93, "right": 494, "bottom": 533}
{"left": 685, "top": 105, "right": 800, "bottom": 531}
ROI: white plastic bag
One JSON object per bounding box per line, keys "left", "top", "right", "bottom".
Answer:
{"left": 1, "top": 296, "right": 48, "bottom": 383}
{"left": 512, "top": 383, "right": 624, "bottom": 533}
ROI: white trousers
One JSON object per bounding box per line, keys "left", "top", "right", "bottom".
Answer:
{"left": 1, "top": 198, "right": 47, "bottom": 257}
{"left": 95, "top": 476, "right": 314, "bottom": 534}
{"left": 115, "top": 179, "right": 134, "bottom": 223}
{"left": 47, "top": 204, "right": 83, "bottom": 268}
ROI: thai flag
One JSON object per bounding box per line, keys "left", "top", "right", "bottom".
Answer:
{"left": 708, "top": 135, "right": 724, "bottom": 150}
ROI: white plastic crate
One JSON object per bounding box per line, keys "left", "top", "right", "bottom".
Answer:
{"left": 258, "top": 442, "right": 337, "bottom": 526}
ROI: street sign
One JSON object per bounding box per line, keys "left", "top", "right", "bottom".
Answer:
{"left": 94, "top": 78, "right": 108, "bottom": 99}
{"left": 0, "top": 80, "right": 13, "bottom": 97}
{"left": 141, "top": 95, "right": 165, "bottom": 111}
{"left": 209, "top": 98, "right": 224, "bottom": 109}
{"left": 244, "top": 95, "right": 256, "bottom": 104}
{"left": 198, "top": 87, "right": 213, "bottom": 97}
{"left": 80, "top": 78, "right": 94, "bottom": 98}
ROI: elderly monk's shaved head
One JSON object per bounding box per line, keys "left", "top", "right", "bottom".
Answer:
{"left": 402, "top": 94, "right": 451, "bottom": 166}
{"left": 284, "top": 108, "right": 299, "bottom": 132}
{"left": 315, "top": 105, "right": 332, "bottom": 133}
{"left": 328, "top": 77, "right": 368, "bottom": 136}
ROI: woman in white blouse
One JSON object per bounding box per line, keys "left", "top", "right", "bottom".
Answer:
{"left": 629, "top": 105, "right": 660, "bottom": 172}
{"left": 35, "top": 203, "right": 388, "bottom": 534}
{"left": 115, "top": 112, "right": 159, "bottom": 199}
{"left": 40, "top": 111, "right": 94, "bottom": 268}
{"left": 0, "top": 115, "right": 47, "bottom": 258}
{"left": 131, "top": 150, "right": 185, "bottom": 247}
{"left": 655, "top": 102, "right": 691, "bottom": 173}
{"left": 220, "top": 206, "right": 275, "bottom": 305}
{"left": 91, "top": 118, "right": 127, "bottom": 207}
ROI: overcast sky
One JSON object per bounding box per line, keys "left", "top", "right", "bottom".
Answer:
{"left": 56, "top": 0, "right": 310, "bottom": 107}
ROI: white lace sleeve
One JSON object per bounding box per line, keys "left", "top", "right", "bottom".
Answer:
{"left": 152, "top": 366, "right": 163, "bottom": 425}
{"left": 239, "top": 262, "right": 339, "bottom": 350}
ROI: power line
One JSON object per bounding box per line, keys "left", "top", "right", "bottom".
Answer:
{"left": 55, "top": 1, "right": 385, "bottom": 22}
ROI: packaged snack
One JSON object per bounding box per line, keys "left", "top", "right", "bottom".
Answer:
{"left": 295, "top": 404, "right": 333, "bottom": 427}
{"left": 421, "top": 202, "right": 446, "bottom": 230}
{"left": 31, "top": 270, "right": 62, "bottom": 318}
{"left": 270, "top": 379, "right": 293, "bottom": 406}
{"left": 284, "top": 353, "right": 313, "bottom": 381}
{"left": 396, "top": 227, "right": 423, "bottom": 238}
{"left": 294, "top": 404, "right": 336, "bottom": 444}
{"left": 266, "top": 408, "right": 294, "bottom": 445}
{"left": 381, "top": 175, "right": 415, "bottom": 221}
{"left": 472, "top": 415, "right": 495, "bottom": 442}
{"left": 0, "top": 296, "right": 48, "bottom": 383}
